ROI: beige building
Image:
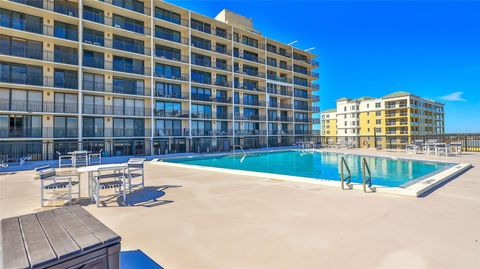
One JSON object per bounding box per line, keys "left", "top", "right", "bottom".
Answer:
{"left": 0, "top": 0, "right": 319, "bottom": 160}
{"left": 321, "top": 91, "right": 445, "bottom": 148}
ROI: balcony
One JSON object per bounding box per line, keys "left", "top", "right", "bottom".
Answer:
{"left": 233, "top": 36, "right": 265, "bottom": 50}
{"left": 11, "top": 0, "right": 78, "bottom": 17}
{"left": 190, "top": 111, "right": 213, "bottom": 119}
{"left": 154, "top": 110, "right": 190, "bottom": 118}
{"left": 266, "top": 46, "right": 292, "bottom": 58}
{"left": 154, "top": 129, "right": 187, "bottom": 137}
{"left": 106, "top": 38, "right": 151, "bottom": 56}
{"left": 267, "top": 74, "right": 292, "bottom": 83}
{"left": 242, "top": 100, "right": 266, "bottom": 107}
{"left": 234, "top": 52, "right": 265, "bottom": 64}
{"left": 191, "top": 129, "right": 214, "bottom": 136}
{"left": 191, "top": 94, "right": 232, "bottom": 104}
{"left": 82, "top": 104, "right": 152, "bottom": 117}
{"left": 155, "top": 32, "right": 189, "bottom": 45}
{"left": 154, "top": 91, "right": 188, "bottom": 100}
{"left": 103, "top": 0, "right": 151, "bottom": 16}
{"left": 234, "top": 83, "right": 266, "bottom": 93}
{"left": 234, "top": 115, "right": 266, "bottom": 121}
{"left": 235, "top": 69, "right": 265, "bottom": 79}
{"left": 235, "top": 129, "right": 267, "bottom": 136}
{"left": 0, "top": 127, "right": 43, "bottom": 138}
{"left": 154, "top": 72, "right": 189, "bottom": 82}
{"left": 267, "top": 87, "right": 292, "bottom": 97}
{"left": 155, "top": 51, "right": 189, "bottom": 63}
{"left": 106, "top": 17, "right": 151, "bottom": 36}
{"left": 0, "top": 99, "right": 79, "bottom": 113}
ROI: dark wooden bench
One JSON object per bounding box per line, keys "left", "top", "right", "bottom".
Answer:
{"left": 1, "top": 206, "right": 121, "bottom": 269}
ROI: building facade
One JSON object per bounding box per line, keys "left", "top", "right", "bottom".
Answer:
{"left": 0, "top": 0, "right": 319, "bottom": 160}
{"left": 321, "top": 92, "right": 445, "bottom": 149}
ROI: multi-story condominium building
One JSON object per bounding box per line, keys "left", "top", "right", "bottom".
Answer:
{"left": 0, "top": 0, "right": 319, "bottom": 160}
{"left": 321, "top": 91, "right": 445, "bottom": 149}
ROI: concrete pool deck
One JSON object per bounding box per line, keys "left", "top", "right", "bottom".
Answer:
{"left": 1, "top": 149, "right": 479, "bottom": 268}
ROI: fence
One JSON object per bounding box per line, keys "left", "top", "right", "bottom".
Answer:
{"left": 1, "top": 134, "right": 477, "bottom": 162}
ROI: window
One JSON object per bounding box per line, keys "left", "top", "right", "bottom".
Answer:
{"left": 54, "top": 68, "right": 77, "bottom": 89}
{"left": 112, "top": 0, "right": 144, "bottom": 14}
{"left": 376, "top": 111, "right": 381, "bottom": 116}
{"left": 0, "top": 61, "right": 43, "bottom": 86}
{"left": 1, "top": 115, "right": 42, "bottom": 137}
{"left": 156, "top": 45, "right": 181, "bottom": 61}
{"left": 191, "top": 36, "right": 211, "bottom": 50}
{"left": 113, "top": 35, "right": 144, "bottom": 54}
{"left": 191, "top": 104, "right": 212, "bottom": 118}
{"left": 83, "top": 50, "right": 104, "bottom": 69}
{"left": 191, "top": 87, "right": 211, "bottom": 101}
{"left": 216, "top": 43, "right": 227, "bottom": 54}
{"left": 155, "top": 82, "right": 181, "bottom": 98}
{"left": 113, "top": 98, "right": 144, "bottom": 116}
{"left": 216, "top": 105, "right": 227, "bottom": 119}
{"left": 54, "top": 45, "right": 78, "bottom": 65}
{"left": 155, "top": 26, "right": 181, "bottom": 43}
{"left": 113, "top": 56, "right": 144, "bottom": 75}
{"left": 53, "top": 116, "right": 78, "bottom": 138}
{"left": 113, "top": 118, "right": 144, "bottom": 137}
{"left": 191, "top": 53, "right": 211, "bottom": 67}
{"left": 243, "top": 94, "right": 259, "bottom": 106}
{"left": 83, "top": 28, "right": 104, "bottom": 46}
{"left": 54, "top": 0, "right": 78, "bottom": 17}
{"left": 0, "top": 9, "right": 43, "bottom": 34}
{"left": 376, "top": 119, "right": 382, "bottom": 124}
{"left": 54, "top": 92, "right": 77, "bottom": 113}
{"left": 191, "top": 19, "right": 211, "bottom": 34}
{"left": 191, "top": 70, "right": 211, "bottom": 84}
{"left": 112, "top": 14, "right": 144, "bottom": 34}
{"left": 1, "top": 89, "right": 43, "bottom": 112}
{"left": 216, "top": 74, "right": 228, "bottom": 86}
{"left": 191, "top": 120, "right": 212, "bottom": 136}
{"left": 155, "top": 63, "right": 181, "bottom": 79}
{"left": 215, "top": 27, "right": 227, "bottom": 38}
{"left": 83, "top": 6, "right": 104, "bottom": 23}
{"left": 83, "top": 72, "right": 104, "bottom": 92}
{"left": 294, "top": 89, "right": 308, "bottom": 98}
{"left": 0, "top": 35, "right": 42, "bottom": 60}
{"left": 155, "top": 7, "right": 181, "bottom": 24}
{"left": 113, "top": 77, "right": 144, "bottom": 95}
{"left": 83, "top": 95, "right": 104, "bottom": 115}
{"left": 54, "top": 21, "right": 78, "bottom": 41}
{"left": 375, "top": 102, "right": 381, "bottom": 108}
{"left": 243, "top": 50, "right": 258, "bottom": 62}
{"left": 83, "top": 117, "right": 104, "bottom": 137}
{"left": 155, "top": 101, "right": 182, "bottom": 117}
{"left": 155, "top": 119, "right": 182, "bottom": 136}
{"left": 241, "top": 36, "right": 258, "bottom": 48}
{"left": 294, "top": 76, "right": 308, "bottom": 87}
{"left": 293, "top": 64, "right": 308, "bottom": 75}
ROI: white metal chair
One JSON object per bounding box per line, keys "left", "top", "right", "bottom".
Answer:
{"left": 435, "top": 143, "right": 449, "bottom": 156}
{"left": 72, "top": 151, "right": 89, "bottom": 167}
{"left": 126, "top": 158, "right": 145, "bottom": 193}
{"left": 57, "top": 151, "right": 73, "bottom": 167}
{"left": 92, "top": 167, "right": 126, "bottom": 207}
{"left": 38, "top": 167, "right": 80, "bottom": 207}
{"left": 88, "top": 149, "right": 103, "bottom": 165}
{"left": 449, "top": 142, "right": 462, "bottom": 156}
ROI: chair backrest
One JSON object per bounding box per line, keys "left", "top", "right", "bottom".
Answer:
{"left": 38, "top": 168, "right": 56, "bottom": 180}
{"left": 128, "top": 158, "right": 145, "bottom": 168}
{"left": 414, "top": 140, "right": 423, "bottom": 147}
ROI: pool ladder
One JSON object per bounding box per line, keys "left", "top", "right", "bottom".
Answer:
{"left": 362, "top": 158, "right": 376, "bottom": 193}
{"left": 340, "top": 156, "right": 352, "bottom": 190}
{"left": 233, "top": 145, "right": 246, "bottom": 163}
{"left": 340, "top": 156, "right": 376, "bottom": 193}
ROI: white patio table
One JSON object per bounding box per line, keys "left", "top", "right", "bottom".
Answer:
{"left": 77, "top": 163, "right": 128, "bottom": 200}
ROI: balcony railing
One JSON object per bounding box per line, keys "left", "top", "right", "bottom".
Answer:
{"left": 0, "top": 99, "right": 79, "bottom": 113}
{"left": 154, "top": 72, "right": 189, "bottom": 82}
{"left": 154, "top": 110, "right": 190, "bottom": 118}
{"left": 103, "top": 0, "right": 151, "bottom": 16}
{"left": 106, "top": 17, "right": 151, "bottom": 36}
{"left": 234, "top": 52, "right": 265, "bottom": 64}
{"left": 105, "top": 38, "right": 151, "bottom": 56}
{"left": 234, "top": 83, "right": 266, "bottom": 92}
{"left": 234, "top": 115, "right": 267, "bottom": 121}
{"left": 155, "top": 51, "right": 189, "bottom": 63}
{"left": 267, "top": 87, "right": 293, "bottom": 97}
{"left": 267, "top": 74, "right": 292, "bottom": 83}
{"left": 82, "top": 104, "right": 152, "bottom": 116}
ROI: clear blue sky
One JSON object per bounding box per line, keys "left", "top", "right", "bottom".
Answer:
{"left": 167, "top": 0, "right": 480, "bottom": 133}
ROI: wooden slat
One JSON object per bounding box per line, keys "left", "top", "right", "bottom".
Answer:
{"left": 19, "top": 214, "right": 57, "bottom": 268}
{"left": 68, "top": 206, "right": 120, "bottom": 244}
{"left": 53, "top": 207, "right": 101, "bottom": 251}
{"left": 1, "top": 217, "right": 30, "bottom": 269}
{"left": 36, "top": 210, "right": 81, "bottom": 260}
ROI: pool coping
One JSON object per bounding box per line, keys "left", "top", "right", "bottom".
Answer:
{"left": 153, "top": 149, "right": 472, "bottom": 197}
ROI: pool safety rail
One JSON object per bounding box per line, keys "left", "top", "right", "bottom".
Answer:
{"left": 362, "top": 157, "right": 376, "bottom": 193}
{"left": 233, "top": 145, "right": 246, "bottom": 163}
{"left": 340, "top": 156, "right": 352, "bottom": 190}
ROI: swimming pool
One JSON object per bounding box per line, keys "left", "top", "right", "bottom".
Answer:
{"left": 164, "top": 150, "right": 455, "bottom": 188}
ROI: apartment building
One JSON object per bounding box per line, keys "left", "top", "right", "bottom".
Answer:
{"left": 321, "top": 92, "right": 445, "bottom": 148}
{"left": 0, "top": 0, "right": 319, "bottom": 160}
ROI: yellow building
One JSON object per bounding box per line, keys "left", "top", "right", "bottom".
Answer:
{"left": 320, "top": 92, "right": 445, "bottom": 149}
{"left": 0, "top": 0, "right": 319, "bottom": 160}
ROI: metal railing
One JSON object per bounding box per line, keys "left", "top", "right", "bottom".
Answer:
{"left": 362, "top": 157, "right": 375, "bottom": 193}
{"left": 340, "top": 156, "right": 352, "bottom": 190}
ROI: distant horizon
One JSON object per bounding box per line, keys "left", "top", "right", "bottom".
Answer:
{"left": 167, "top": 0, "right": 480, "bottom": 133}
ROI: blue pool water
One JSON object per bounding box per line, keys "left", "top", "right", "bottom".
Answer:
{"left": 164, "top": 151, "right": 454, "bottom": 187}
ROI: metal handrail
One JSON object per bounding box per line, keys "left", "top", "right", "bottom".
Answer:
{"left": 362, "top": 158, "right": 375, "bottom": 193}
{"left": 233, "top": 145, "right": 246, "bottom": 163}
{"left": 340, "top": 156, "right": 352, "bottom": 190}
